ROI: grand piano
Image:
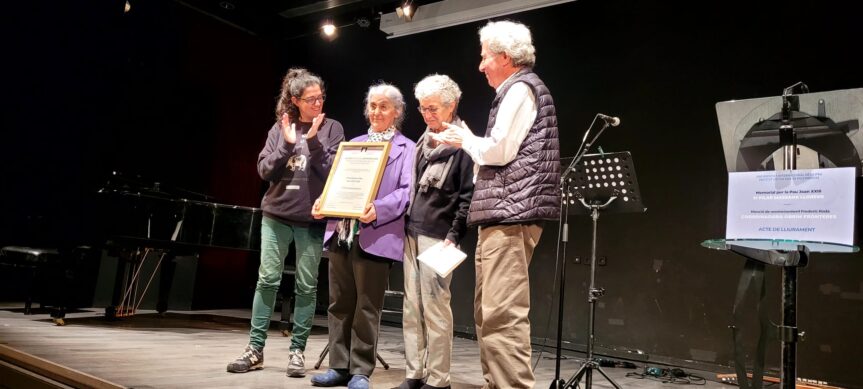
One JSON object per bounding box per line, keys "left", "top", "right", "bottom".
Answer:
{"left": 93, "top": 172, "right": 263, "bottom": 319}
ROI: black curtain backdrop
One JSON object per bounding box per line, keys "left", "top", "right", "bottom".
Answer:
{"left": 3, "top": 0, "right": 862, "bottom": 386}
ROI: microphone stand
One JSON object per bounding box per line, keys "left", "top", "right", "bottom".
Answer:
{"left": 550, "top": 115, "right": 611, "bottom": 389}
{"left": 562, "top": 117, "right": 614, "bottom": 180}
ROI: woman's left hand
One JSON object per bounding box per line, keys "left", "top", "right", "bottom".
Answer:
{"left": 359, "top": 203, "right": 377, "bottom": 223}
{"left": 306, "top": 113, "right": 325, "bottom": 140}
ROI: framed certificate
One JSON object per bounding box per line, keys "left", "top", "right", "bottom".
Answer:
{"left": 318, "top": 141, "right": 392, "bottom": 218}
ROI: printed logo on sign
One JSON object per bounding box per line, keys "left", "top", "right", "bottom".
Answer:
{"left": 287, "top": 155, "right": 307, "bottom": 171}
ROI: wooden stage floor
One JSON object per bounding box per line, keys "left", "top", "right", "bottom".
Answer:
{"left": 0, "top": 304, "right": 729, "bottom": 388}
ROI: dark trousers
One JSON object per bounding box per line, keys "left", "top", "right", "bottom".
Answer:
{"left": 327, "top": 240, "right": 391, "bottom": 376}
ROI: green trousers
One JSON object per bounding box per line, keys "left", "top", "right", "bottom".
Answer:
{"left": 249, "top": 216, "right": 323, "bottom": 351}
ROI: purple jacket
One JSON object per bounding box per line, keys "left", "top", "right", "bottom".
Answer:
{"left": 324, "top": 131, "right": 416, "bottom": 261}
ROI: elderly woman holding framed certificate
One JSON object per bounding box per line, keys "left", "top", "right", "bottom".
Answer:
{"left": 311, "top": 82, "right": 416, "bottom": 389}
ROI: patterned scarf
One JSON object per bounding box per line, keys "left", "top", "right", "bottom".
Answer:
{"left": 336, "top": 126, "right": 397, "bottom": 248}
{"left": 407, "top": 119, "right": 462, "bottom": 216}
{"left": 367, "top": 126, "right": 396, "bottom": 142}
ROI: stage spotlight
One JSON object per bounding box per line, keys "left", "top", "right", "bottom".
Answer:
{"left": 396, "top": 1, "right": 413, "bottom": 21}
{"left": 321, "top": 22, "right": 337, "bottom": 39}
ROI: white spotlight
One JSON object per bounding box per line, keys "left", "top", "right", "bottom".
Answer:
{"left": 396, "top": 1, "right": 413, "bottom": 21}
{"left": 321, "top": 23, "right": 336, "bottom": 37}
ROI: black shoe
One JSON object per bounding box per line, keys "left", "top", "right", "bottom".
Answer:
{"left": 397, "top": 378, "right": 423, "bottom": 389}
{"left": 226, "top": 345, "right": 264, "bottom": 373}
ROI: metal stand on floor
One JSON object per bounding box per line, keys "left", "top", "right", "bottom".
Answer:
{"left": 563, "top": 152, "right": 646, "bottom": 389}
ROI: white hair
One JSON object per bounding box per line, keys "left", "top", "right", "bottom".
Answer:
{"left": 479, "top": 20, "right": 536, "bottom": 68}
{"left": 364, "top": 82, "right": 406, "bottom": 130}
{"left": 414, "top": 74, "right": 462, "bottom": 107}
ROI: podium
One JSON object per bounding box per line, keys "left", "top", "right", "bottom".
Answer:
{"left": 709, "top": 85, "right": 861, "bottom": 389}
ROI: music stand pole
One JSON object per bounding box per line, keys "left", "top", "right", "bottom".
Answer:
{"left": 549, "top": 118, "right": 609, "bottom": 389}
{"left": 564, "top": 197, "right": 622, "bottom": 389}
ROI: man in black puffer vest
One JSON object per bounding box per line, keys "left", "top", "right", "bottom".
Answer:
{"left": 438, "top": 20, "right": 560, "bottom": 389}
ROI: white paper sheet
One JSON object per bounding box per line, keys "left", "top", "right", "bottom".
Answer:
{"left": 416, "top": 241, "right": 467, "bottom": 278}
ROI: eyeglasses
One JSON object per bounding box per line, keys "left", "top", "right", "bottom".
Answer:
{"left": 417, "top": 105, "right": 441, "bottom": 114}
{"left": 299, "top": 94, "right": 326, "bottom": 104}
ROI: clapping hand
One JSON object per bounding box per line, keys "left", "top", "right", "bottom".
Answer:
{"left": 306, "top": 113, "right": 326, "bottom": 139}
{"left": 281, "top": 113, "right": 297, "bottom": 144}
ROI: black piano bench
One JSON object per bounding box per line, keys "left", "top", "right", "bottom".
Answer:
{"left": 0, "top": 246, "right": 67, "bottom": 324}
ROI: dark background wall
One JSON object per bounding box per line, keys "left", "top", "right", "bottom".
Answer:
{"left": 3, "top": 0, "right": 862, "bottom": 386}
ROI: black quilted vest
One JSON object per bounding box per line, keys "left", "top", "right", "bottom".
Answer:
{"left": 468, "top": 68, "right": 561, "bottom": 226}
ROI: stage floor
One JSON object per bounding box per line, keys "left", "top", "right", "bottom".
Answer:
{"left": 0, "top": 304, "right": 729, "bottom": 388}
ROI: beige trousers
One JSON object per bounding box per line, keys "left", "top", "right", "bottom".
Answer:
{"left": 402, "top": 233, "right": 454, "bottom": 387}
{"left": 475, "top": 223, "right": 543, "bottom": 389}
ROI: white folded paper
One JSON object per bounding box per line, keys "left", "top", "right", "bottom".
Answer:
{"left": 416, "top": 241, "right": 468, "bottom": 278}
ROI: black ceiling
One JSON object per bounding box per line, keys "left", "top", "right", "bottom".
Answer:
{"left": 171, "top": 0, "right": 436, "bottom": 40}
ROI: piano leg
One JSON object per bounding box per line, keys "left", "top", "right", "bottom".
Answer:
{"left": 24, "top": 267, "right": 35, "bottom": 315}
{"left": 49, "top": 265, "right": 71, "bottom": 326}
{"left": 51, "top": 309, "right": 66, "bottom": 326}
{"left": 156, "top": 252, "right": 177, "bottom": 314}
{"left": 106, "top": 247, "right": 135, "bottom": 319}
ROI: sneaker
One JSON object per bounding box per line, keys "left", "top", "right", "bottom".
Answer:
{"left": 311, "top": 369, "right": 351, "bottom": 387}
{"left": 226, "top": 345, "right": 263, "bottom": 373}
{"left": 347, "top": 374, "right": 370, "bottom": 389}
{"left": 286, "top": 349, "right": 305, "bottom": 377}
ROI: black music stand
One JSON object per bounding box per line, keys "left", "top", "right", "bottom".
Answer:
{"left": 563, "top": 151, "right": 646, "bottom": 389}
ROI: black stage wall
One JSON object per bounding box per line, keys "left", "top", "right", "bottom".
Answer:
{"left": 3, "top": 0, "right": 862, "bottom": 386}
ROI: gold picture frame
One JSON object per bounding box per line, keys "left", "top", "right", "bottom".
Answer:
{"left": 318, "top": 141, "right": 392, "bottom": 218}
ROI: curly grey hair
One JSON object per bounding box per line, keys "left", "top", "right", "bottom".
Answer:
{"left": 479, "top": 20, "right": 536, "bottom": 68}
{"left": 364, "top": 82, "right": 406, "bottom": 130}
{"left": 414, "top": 74, "right": 462, "bottom": 107}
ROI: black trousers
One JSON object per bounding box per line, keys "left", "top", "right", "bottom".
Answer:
{"left": 326, "top": 240, "right": 392, "bottom": 376}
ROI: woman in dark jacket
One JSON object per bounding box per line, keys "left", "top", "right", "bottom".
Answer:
{"left": 398, "top": 74, "right": 474, "bottom": 389}
{"left": 227, "top": 68, "right": 344, "bottom": 378}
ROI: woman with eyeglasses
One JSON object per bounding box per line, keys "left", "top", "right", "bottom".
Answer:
{"left": 397, "top": 74, "right": 474, "bottom": 389}
{"left": 227, "top": 68, "right": 344, "bottom": 379}
{"left": 310, "top": 82, "right": 416, "bottom": 389}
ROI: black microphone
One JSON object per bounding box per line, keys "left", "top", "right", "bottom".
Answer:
{"left": 598, "top": 114, "right": 620, "bottom": 127}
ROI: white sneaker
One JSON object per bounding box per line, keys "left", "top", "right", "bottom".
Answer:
{"left": 286, "top": 349, "right": 305, "bottom": 377}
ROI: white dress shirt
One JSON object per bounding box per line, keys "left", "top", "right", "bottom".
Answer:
{"left": 461, "top": 73, "right": 538, "bottom": 171}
